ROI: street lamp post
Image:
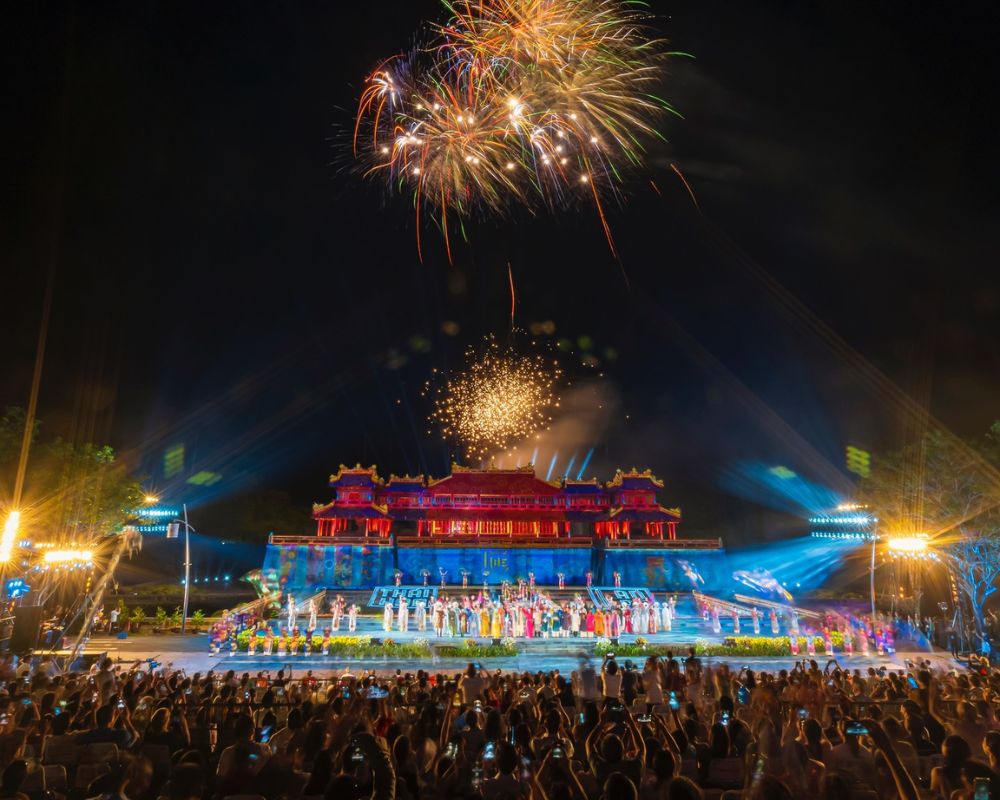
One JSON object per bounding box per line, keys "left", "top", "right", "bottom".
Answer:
{"left": 170, "top": 505, "right": 194, "bottom": 635}
{"left": 869, "top": 525, "right": 878, "bottom": 617}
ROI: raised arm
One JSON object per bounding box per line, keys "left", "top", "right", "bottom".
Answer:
{"left": 862, "top": 719, "right": 918, "bottom": 800}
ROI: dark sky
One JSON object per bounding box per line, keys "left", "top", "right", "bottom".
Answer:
{"left": 4, "top": 1, "right": 997, "bottom": 542}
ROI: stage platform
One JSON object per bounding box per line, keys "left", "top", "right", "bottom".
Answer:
{"left": 86, "top": 626, "right": 949, "bottom": 679}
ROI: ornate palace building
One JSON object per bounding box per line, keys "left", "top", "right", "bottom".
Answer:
{"left": 310, "top": 464, "right": 682, "bottom": 541}
{"left": 263, "top": 464, "right": 724, "bottom": 591}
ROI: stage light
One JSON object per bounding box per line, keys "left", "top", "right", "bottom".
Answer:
{"left": 43, "top": 549, "right": 93, "bottom": 565}
{"left": 0, "top": 511, "right": 20, "bottom": 563}
{"left": 144, "top": 494, "right": 160, "bottom": 504}
{"left": 887, "top": 535, "right": 928, "bottom": 554}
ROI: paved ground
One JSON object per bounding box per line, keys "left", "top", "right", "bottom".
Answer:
{"left": 84, "top": 618, "right": 956, "bottom": 678}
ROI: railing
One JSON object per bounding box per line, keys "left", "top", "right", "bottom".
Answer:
{"left": 605, "top": 537, "right": 722, "bottom": 550}
{"left": 395, "top": 535, "right": 589, "bottom": 548}
{"left": 269, "top": 534, "right": 392, "bottom": 546}
{"left": 269, "top": 533, "right": 722, "bottom": 549}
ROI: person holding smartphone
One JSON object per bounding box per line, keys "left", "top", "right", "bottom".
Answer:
{"left": 460, "top": 662, "right": 488, "bottom": 705}
{"left": 480, "top": 741, "right": 530, "bottom": 800}
{"left": 601, "top": 654, "right": 622, "bottom": 707}
{"left": 826, "top": 717, "right": 877, "bottom": 790}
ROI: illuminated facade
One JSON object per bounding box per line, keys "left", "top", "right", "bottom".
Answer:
{"left": 311, "top": 464, "right": 681, "bottom": 541}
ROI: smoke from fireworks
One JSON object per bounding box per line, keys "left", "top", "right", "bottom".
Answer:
{"left": 426, "top": 337, "right": 562, "bottom": 460}
{"left": 354, "top": 0, "right": 682, "bottom": 260}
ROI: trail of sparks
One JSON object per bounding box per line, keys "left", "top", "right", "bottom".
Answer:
{"left": 354, "top": 0, "right": 683, "bottom": 259}
{"left": 670, "top": 162, "right": 700, "bottom": 213}
{"left": 508, "top": 262, "right": 516, "bottom": 330}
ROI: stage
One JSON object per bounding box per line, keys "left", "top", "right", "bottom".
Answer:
{"left": 87, "top": 625, "right": 950, "bottom": 678}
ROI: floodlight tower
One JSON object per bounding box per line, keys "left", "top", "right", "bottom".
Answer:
{"left": 885, "top": 534, "right": 935, "bottom": 620}
{"left": 808, "top": 503, "right": 878, "bottom": 614}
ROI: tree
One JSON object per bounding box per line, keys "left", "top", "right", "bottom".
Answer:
{"left": 859, "top": 423, "right": 1000, "bottom": 636}
{"left": 0, "top": 406, "right": 144, "bottom": 543}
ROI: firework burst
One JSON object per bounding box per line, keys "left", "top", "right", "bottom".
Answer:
{"left": 354, "top": 0, "right": 683, "bottom": 260}
{"left": 426, "top": 337, "right": 562, "bottom": 460}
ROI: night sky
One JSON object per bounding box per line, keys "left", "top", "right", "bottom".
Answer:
{"left": 4, "top": 1, "right": 997, "bottom": 545}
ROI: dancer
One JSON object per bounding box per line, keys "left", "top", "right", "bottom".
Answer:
{"left": 307, "top": 598, "right": 318, "bottom": 632}
{"left": 433, "top": 598, "right": 445, "bottom": 637}
{"left": 383, "top": 601, "right": 394, "bottom": 633}
{"left": 397, "top": 596, "right": 409, "bottom": 632}
{"left": 751, "top": 607, "right": 761, "bottom": 635}
{"left": 286, "top": 594, "right": 297, "bottom": 631}
{"left": 415, "top": 598, "right": 427, "bottom": 632}
{"left": 347, "top": 603, "right": 358, "bottom": 632}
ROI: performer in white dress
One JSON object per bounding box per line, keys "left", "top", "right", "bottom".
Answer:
{"left": 331, "top": 597, "right": 342, "bottom": 632}
{"left": 397, "top": 597, "right": 409, "bottom": 632}
{"left": 348, "top": 603, "right": 358, "bottom": 632}
{"left": 751, "top": 607, "right": 761, "bottom": 635}
{"left": 383, "top": 601, "right": 394, "bottom": 632}
{"left": 307, "top": 599, "right": 318, "bottom": 632}
{"left": 415, "top": 599, "right": 427, "bottom": 631}
{"left": 286, "top": 595, "right": 297, "bottom": 630}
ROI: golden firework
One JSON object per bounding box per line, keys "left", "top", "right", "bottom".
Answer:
{"left": 354, "top": 0, "right": 684, "bottom": 259}
{"left": 427, "top": 337, "right": 561, "bottom": 460}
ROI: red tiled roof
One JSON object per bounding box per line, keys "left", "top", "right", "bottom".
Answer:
{"left": 608, "top": 505, "right": 681, "bottom": 522}
{"left": 313, "top": 503, "right": 388, "bottom": 519}
{"left": 426, "top": 468, "right": 561, "bottom": 495}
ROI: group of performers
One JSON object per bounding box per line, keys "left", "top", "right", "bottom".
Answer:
{"left": 377, "top": 591, "right": 679, "bottom": 638}
{"left": 205, "top": 588, "right": 902, "bottom": 658}
{"left": 696, "top": 596, "right": 898, "bottom": 656}
{"left": 284, "top": 595, "right": 361, "bottom": 633}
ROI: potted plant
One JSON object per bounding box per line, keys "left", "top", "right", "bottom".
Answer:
{"left": 170, "top": 607, "right": 183, "bottom": 631}
{"left": 154, "top": 606, "right": 168, "bottom": 633}
{"left": 191, "top": 610, "right": 206, "bottom": 633}
{"left": 130, "top": 607, "right": 145, "bottom": 633}
{"left": 117, "top": 599, "right": 129, "bottom": 631}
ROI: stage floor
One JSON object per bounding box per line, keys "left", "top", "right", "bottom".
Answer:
{"left": 86, "top": 617, "right": 950, "bottom": 678}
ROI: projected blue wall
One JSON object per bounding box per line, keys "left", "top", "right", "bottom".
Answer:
{"left": 263, "top": 543, "right": 730, "bottom": 591}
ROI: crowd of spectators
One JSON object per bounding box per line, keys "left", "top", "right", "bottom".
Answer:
{"left": 0, "top": 649, "right": 997, "bottom": 800}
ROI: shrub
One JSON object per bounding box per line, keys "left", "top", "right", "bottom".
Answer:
{"left": 437, "top": 638, "right": 518, "bottom": 658}
{"left": 233, "top": 631, "right": 432, "bottom": 658}
{"left": 154, "top": 607, "right": 168, "bottom": 627}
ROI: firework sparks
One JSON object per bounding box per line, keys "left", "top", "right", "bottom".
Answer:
{"left": 426, "top": 337, "right": 562, "bottom": 460}
{"left": 354, "top": 0, "right": 683, "bottom": 259}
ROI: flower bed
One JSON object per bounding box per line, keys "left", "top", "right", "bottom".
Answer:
{"left": 233, "top": 631, "right": 431, "bottom": 657}
{"left": 595, "top": 635, "right": 844, "bottom": 659}
{"left": 437, "top": 638, "right": 518, "bottom": 658}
